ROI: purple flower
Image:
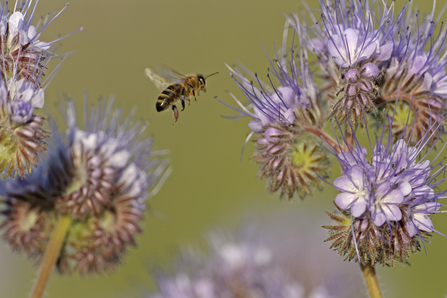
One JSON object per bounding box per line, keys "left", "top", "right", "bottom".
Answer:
{"left": 8, "top": 99, "right": 33, "bottom": 123}
{"left": 369, "top": 182, "right": 404, "bottom": 226}
{"left": 325, "top": 117, "right": 446, "bottom": 265}
{"left": 285, "top": 1, "right": 403, "bottom": 126}
{"left": 334, "top": 165, "right": 370, "bottom": 217}
{"left": 6, "top": 78, "right": 45, "bottom": 123}
{"left": 289, "top": 0, "right": 397, "bottom": 68}
{"left": 285, "top": 0, "right": 447, "bottom": 139}
{"left": 222, "top": 55, "right": 314, "bottom": 133}
{"left": 217, "top": 18, "right": 319, "bottom": 135}
{"left": 386, "top": 2, "right": 447, "bottom": 97}
{"left": 327, "top": 28, "right": 392, "bottom": 68}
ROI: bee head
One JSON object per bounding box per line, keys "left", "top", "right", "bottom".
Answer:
{"left": 197, "top": 74, "right": 206, "bottom": 92}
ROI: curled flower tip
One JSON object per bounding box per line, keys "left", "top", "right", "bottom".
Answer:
{"left": 383, "top": 99, "right": 444, "bottom": 146}
{"left": 0, "top": 199, "right": 55, "bottom": 261}
{"left": 255, "top": 128, "right": 330, "bottom": 200}
{"left": 324, "top": 117, "right": 446, "bottom": 266}
{"left": 47, "top": 96, "right": 169, "bottom": 274}
{"left": 380, "top": 65, "right": 446, "bottom": 145}
{"left": 0, "top": 170, "right": 56, "bottom": 261}
{"left": 328, "top": 63, "right": 382, "bottom": 128}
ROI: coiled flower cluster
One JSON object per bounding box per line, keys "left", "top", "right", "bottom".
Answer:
{"left": 221, "top": 0, "right": 447, "bottom": 267}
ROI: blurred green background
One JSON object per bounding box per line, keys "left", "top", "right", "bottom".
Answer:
{"left": 1, "top": 0, "right": 447, "bottom": 297}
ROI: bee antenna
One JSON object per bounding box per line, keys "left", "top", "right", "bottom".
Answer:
{"left": 205, "top": 72, "right": 219, "bottom": 78}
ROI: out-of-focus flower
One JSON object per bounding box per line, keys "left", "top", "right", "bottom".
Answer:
{"left": 0, "top": 1, "right": 73, "bottom": 82}
{"left": 324, "top": 118, "right": 446, "bottom": 266}
{"left": 0, "top": 1, "right": 81, "bottom": 178}
{"left": 0, "top": 169, "right": 55, "bottom": 260}
{"left": 0, "top": 96, "right": 170, "bottom": 275}
{"left": 218, "top": 21, "right": 330, "bottom": 200}
{"left": 149, "top": 211, "right": 362, "bottom": 298}
{"left": 0, "top": 79, "right": 50, "bottom": 178}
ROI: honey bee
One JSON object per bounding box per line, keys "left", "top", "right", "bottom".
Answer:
{"left": 145, "top": 67, "right": 218, "bottom": 124}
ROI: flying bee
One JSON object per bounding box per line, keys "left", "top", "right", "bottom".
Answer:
{"left": 145, "top": 67, "right": 218, "bottom": 124}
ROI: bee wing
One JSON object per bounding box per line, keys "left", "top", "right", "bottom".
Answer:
{"left": 157, "top": 67, "right": 189, "bottom": 84}
{"left": 145, "top": 68, "right": 171, "bottom": 90}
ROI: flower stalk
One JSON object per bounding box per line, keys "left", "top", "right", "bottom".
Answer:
{"left": 361, "top": 264, "right": 382, "bottom": 298}
{"left": 30, "top": 215, "right": 72, "bottom": 298}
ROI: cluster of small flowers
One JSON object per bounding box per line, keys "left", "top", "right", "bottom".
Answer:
{"left": 221, "top": 0, "right": 447, "bottom": 266}
{"left": 0, "top": 1, "right": 169, "bottom": 275}
{"left": 324, "top": 118, "right": 446, "bottom": 265}
{"left": 149, "top": 212, "right": 361, "bottom": 298}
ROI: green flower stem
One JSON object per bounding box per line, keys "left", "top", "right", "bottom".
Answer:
{"left": 361, "top": 264, "right": 382, "bottom": 298}
{"left": 30, "top": 215, "right": 72, "bottom": 298}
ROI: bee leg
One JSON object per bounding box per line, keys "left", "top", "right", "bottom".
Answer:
{"left": 181, "top": 86, "right": 186, "bottom": 100}
{"left": 181, "top": 99, "right": 185, "bottom": 111}
{"left": 186, "top": 84, "right": 196, "bottom": 101}
{"left": 172, "top": 105, "right": 179, "bottom": 125}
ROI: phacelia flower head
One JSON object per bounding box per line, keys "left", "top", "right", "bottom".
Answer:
{"left": 149, "top": 211, "right": 362, "bottom": 298}
{"left": 378, "top": 2, "right": 447, "bottom": 144}
{"left": 0, "top": 96, "right": 170, "bottom": 274}
{"left": 219, "top": 21, "right": 330, "bottom": 200}
{"left": 0, "top": 1, "right": 81, "bottom": 179}
{"left": 289, "top": 0, "right": 400, "bottom": 127}
{"left": 289, "top": 0, "right": 447, "bottom": 141}
{"left": 321, "top": 2, "right": 394, "bottom": 69}
{"left": 324, "top": 117, "right": 446, "bottom": 266}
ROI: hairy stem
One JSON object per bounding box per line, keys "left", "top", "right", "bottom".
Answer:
{"left": 343, "top": 129, "right": 354, "bottom": 152}
{"left": 30, "top": 215, "right": 72, "bottom": 298}
{"left": 361, "top": 264, "right": 382, "bottom": 298}
{"left": 376, "top": 93, "right": 413, "bottom": 105}
{"left": 304, "top": 126, "right": 342, "bottom": 153}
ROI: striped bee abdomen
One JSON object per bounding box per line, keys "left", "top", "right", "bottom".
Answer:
{"left": 156, "top": 84, "right": 181, "bottom": 112}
